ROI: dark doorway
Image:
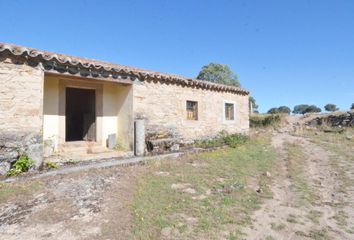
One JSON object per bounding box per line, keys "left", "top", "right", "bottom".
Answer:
{"left": 66, "top": 87, "right": 96, "bottom": 142}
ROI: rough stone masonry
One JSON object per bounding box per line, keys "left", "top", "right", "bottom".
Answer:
{"left": 0, "top": 59, "right": 44, "bottom": 174}
{"left": 0, "top": 42, "right": 250, "bottom": 174}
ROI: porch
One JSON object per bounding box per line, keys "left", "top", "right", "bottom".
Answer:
{"left": 42, "top": 73, "right": 134, "bottom": 162}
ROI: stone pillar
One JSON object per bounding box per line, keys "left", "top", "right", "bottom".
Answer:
{"left": 134, "top": 119, "right": 145, "bottom": 156}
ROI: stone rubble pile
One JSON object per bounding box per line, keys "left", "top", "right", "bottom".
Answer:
{"left": 306, "top": 111, "right": 354, "bottom": 127}
{"left": 145, "top": 125, "right": 181, "bottom": 155}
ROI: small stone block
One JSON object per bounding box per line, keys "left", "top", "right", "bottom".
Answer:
{"left": 107, "top": 134, "right": 116, "bottom": 149}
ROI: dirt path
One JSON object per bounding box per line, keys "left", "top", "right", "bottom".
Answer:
{"left": 242, "top": 131, "right": 354, "bottom": 240}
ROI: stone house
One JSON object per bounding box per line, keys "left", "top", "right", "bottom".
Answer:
{"left": 0, "top": 43, "right": 249, "bottom": 172}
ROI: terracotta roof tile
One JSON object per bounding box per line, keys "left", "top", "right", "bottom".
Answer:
{"left": 0, "top": 42, "right": 249, "bottom": 95}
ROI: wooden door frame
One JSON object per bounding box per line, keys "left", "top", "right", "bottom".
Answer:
{"left": 58, "top": 79, "right": 103, "bottom": 145}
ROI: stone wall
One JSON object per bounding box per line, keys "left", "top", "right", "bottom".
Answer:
{"left": 0, "top": 60, "right": 44, "bottom": 173}
{"left": 306, "top": 111, "right": 354, "bottom": 127}
{"left": 133, "top": 80, "right": 249, "bottom": 144}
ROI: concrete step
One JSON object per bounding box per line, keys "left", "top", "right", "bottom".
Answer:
{"left": 59, "top": 141, "right": 109, "bottom": 154}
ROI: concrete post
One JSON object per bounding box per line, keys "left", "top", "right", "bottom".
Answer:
{"left": 134, "top": 119, "right": 145, "bottom": 156}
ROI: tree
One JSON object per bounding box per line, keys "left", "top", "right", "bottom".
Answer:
{"left": 267, "top": 108, "right": 279, "bottom": 114}
{"left": 324, "top": 104, "right": 338, "bottom": 112}
{"left": 351, "top": 103, "right": 354, "bottom": 110}
{"left": 249, "top": 96, "right": 258, "bottom": 113}
{"left": 293, "top": 104, "right": 310, "bottom": 114}
{"left": 268, "top": 106, "right": 291, "bottom": 115}
{"left": 305, "top": 105, "right": 322, "bottom": 113}
{"left": 278, "top": 106, "right": 291, "bottom": 114}
{"left": 196, "top": 63, "right": 240, "bottom": 87}
{"left": 293, "top": 104, "right": 321, "bottom": 114}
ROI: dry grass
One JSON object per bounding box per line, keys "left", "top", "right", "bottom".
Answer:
{"left": 0, "top": 181, "right": 43, "bottom": 203}
{"left": 284, "top": 142, "right": 318, "bottom": 207}
{"left": 131, "top": 134, "right": 276, "bottom": 239}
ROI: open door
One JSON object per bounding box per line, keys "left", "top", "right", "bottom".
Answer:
{"left": 65, "top": 87, "right": 96, "bottom": 141}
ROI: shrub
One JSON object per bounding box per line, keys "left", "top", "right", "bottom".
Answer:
{"left": 7, "top": 155, "right": 34, "bottom": 176}
{"left": 193, "top": 132, "right": 248, "bottom": 148}
{"left": 250, "top": 114, "right": 281, "bottom": 127}
{"left": 351, "top": 103, "right": 354, "bottom": 110}
{"left": 194, "top": 137, "right": 225, "bottom": 148}
{"left": 223, "top": 134, "right": 249, "bottom": 148}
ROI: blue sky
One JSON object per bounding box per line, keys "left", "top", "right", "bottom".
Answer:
{"left": 1, "top": 0, "right": 353, "bottom": 112}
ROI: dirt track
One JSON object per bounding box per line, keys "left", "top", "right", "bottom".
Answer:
{"left": 243, "top": 130, "right": 354, "bottom": 239}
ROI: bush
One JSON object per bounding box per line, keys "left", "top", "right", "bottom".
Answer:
{"left": 194, "top": 138, "right": 224, "bottom": 148}
{"left": 223, "top": 134, "right": 249, "bottom": 148}
{"left": 7, "top": 155, "right": 34, "bottom": 176}
{"left": 193, "top": 132, "right": 249, "bottom": 148}
{"left": 250, "top": 114, "right": 281, "bottom": 127}
{"left": 351, "top": 103, "right": 354, "bottom": 110}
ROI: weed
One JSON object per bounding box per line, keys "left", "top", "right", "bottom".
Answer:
{"left": 114, "top": 141, "right": 126, "bottom": 151}
{"left": 270, "top": 222, "right": 286, "bottom": 231}
{"left": 223, "top": 134, "right": 249, "bottom": 148}
{"left": 66, "top": 159, "right": 78, "bottom": 165}
{"left": 307, "top": 210, "right": 323, "bottom": 224}
{"left": 265, "top": 236, "right": 275, "bottom": 240}
{"left": 45, "top": 161, "right": 59, "bottom": 169}
{"left": 7, "top": 155, "right": 34, "bottom": 176}
{"left": 333, "top": 210, "right": 349, "bottom": 227}
{"left": 308, "top": 229, "right": 330, "bottom": 240}
{"left": 193, "top": 132, "right": 249, "bottom": 149}
{"left": 286, "top": 214, "right": 298, "bottom": 224}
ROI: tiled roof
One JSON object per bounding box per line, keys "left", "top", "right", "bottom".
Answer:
{"left": 0, "top": 42, "right": 249, "bottom": 95}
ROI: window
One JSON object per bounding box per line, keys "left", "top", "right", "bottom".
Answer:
{"left": 186, "top": 101, "right": 198, "bottom": 120}
{"left": 225, "top": 103, "right": 235, "bottom": 120}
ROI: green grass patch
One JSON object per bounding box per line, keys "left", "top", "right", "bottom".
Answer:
{"left": 131, "top": 134, "right": 276, "bottom": 239}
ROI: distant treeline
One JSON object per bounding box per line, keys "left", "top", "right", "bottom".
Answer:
{"left": 264, "top": 103, "right": 354, "bottom": 115}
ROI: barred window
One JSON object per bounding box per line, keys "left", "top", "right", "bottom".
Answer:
{"left": 225, "top": 103, "right": 234, "bottom": 120}
{"left": 186, "top": 101, "right": 198, "bottom": 120}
